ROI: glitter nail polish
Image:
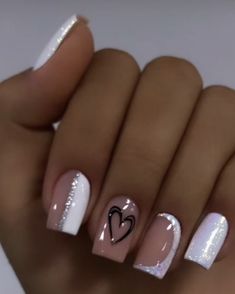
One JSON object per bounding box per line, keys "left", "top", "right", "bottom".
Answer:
{"left": 184, "top": 212, "right": 228, "bottom": 269}
{"left": 34, "top": 15, "right": 88, "bottom": 70}
{"left": 47, "top": 170, "right": 90, "bottom": 235}
{"left": 133, "top": 213, "right": 181, "bottom": 279}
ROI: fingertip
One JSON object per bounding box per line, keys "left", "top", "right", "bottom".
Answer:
{"left": 33, "top": 15, "right": 94, "bottom": 100}
{"left": 33, "top": 15, "right": 94, "bottom": 71}
{"left": 1, "top": 15, "right": 95, "bottom": 128}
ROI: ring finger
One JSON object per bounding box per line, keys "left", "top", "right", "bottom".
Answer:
{"left": 133, "top": 86, "right": 235, "bottom": 278}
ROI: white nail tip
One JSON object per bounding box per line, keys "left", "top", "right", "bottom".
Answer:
{"left": 59, "top": 172, "right": 90, "bottom": 235}
{"left": 184, "top": 213, "right": 228, "bottom": 270}
{"left": 33, "top": 15, "right": 78, "bottom": 70}
{"left": 134, "top": 213, "right": 181, "bottom": 279}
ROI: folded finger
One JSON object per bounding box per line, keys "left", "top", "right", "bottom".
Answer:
{"left": 0, "top": 14, "right": 94, "bottom": 217}
{"left": 43, "top": 49, "right": 140, "bottom": 235}
{"left": 0, "top": 15, "right": 94, "bottom": 127}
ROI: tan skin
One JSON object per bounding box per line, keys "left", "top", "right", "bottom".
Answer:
{"left": 0, "top": 22, "right": 235, "bottom": 293}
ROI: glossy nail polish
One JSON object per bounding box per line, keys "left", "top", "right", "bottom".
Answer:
{"left": 47, "top": 170, "right": 90, "bottom": 235}
{"left": 133, "top": 213, "right": 181, "bottom": 279}
{"left": 184, "top": 212, "right": 228, "bottom": 269}
{"left": 34, "top": 15, "right": 87, "bottom": 70}
{"left": 92, "top": 196, "right": 139, "bottom": 262}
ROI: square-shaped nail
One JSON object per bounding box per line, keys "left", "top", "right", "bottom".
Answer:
{"left": 133, "top": 213, "right": 181, "bottom": 279}
{"left": 92, "top": 196, "right": 139, "bottom": 263}
{"left": 184, "top": 212, "right": 228, "bottom": 269}
{"left": 47, "top": 170, "right": 90, "bottom": 235}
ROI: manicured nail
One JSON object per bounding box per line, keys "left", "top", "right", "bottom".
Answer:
{"left": 133, "top": 213, "right": 181, "bottom": 279}
{"left": 92, "top": 196, "right": 139, "bottom": 263}
{"left": 184, "top": 212, "right": 228, "bottom": 269}
{"left": 47, "top": 170, "right": 90, "bottom": 235}
{"left": 34, "top": 15, "right": 88, "bottom": 70}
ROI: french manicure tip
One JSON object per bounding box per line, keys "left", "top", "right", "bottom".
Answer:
{"left": 133, "top": 213, "right": 181, "bottom": 279}
{"left": 33, "top": 14, "right": 79, "bottom": 70}
{"left": 133, "top": 264, "right": 165, "bottom": 279}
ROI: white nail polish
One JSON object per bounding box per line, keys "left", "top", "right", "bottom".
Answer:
{"left": 59, "top": 172, "right": 90, "bottom": 235}
{"left": 184, "top": 212, "right": 228, "bottom": 269}
{"left": 33, "top": 15, "right": 79, "bottom": 70}
{"left": 47, "top": 171, "right": 90, "bottom": 235}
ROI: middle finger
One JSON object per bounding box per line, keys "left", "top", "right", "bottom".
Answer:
{"left": 90, "top": 56, "right": 202, "bottom": 263}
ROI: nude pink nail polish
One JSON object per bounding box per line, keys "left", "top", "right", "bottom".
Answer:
{"left": 134, "top": 213, "right": 181, "bottom": 279}
{"left": 92, "top": 196, "right": 139, "bottom": 263}
{"left": 47, "top": 170, "right": 90, "bottom": 235}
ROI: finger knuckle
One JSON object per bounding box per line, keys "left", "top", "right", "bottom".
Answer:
{"left": 144, "top": 56, "right": 202, "bottom": 90}
{"left": 95, "top": 48, "right": 140, "bottom": 72}
{"left": 202, "top": 85, "right": 235, "bottom": 110}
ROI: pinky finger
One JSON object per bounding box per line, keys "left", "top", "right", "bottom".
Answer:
{"left": 184, "top": 154, "right": 235, "bottom": 269}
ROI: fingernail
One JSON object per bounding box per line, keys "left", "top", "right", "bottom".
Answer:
{"left": 184, "top": 212, "right": 228, "bottom": 269}
{"left": 133, "top": 213, "right": 181, "bottom": 279}
{"left": 92, "top": 196, "right": 139, "bottom": 263}
{"left": 47, "top": 170, "right": 90, "bottom": 235}
{"left": 34, "top": 15, "right": 88, "bottom": 70}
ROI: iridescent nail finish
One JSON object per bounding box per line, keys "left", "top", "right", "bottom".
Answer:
{"left": 134, "top": 213, "right": 181, "bottom": 279}
{"left": 184, "top": 213, "right": 228, "bottom": 269}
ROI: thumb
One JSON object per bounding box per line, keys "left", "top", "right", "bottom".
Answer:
{"left": 0, "top": 14, "right": 93, "bottom": 222}
{"left": 0, "top": 14, "right": 94, "bottom": 127}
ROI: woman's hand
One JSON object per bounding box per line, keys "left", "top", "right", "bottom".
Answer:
{"left": 0, "top": 15, "right": 235, "bottom": 294}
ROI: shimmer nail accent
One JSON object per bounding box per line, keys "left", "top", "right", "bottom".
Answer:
{"left": 47, "top": 170, "right": 90, "bottom": 235}
{"left": 57, "top": 173, "right": 80, "bottom": 231}
{"left": 92, "top": 196, "right": 139, "bottom": 263}
{"left": 34, "top": 15, "right": 85, "bottom": 70}
{"left": 184, "top": 212, "right": 228, "bottom": 269}
{"left": 134, "top": 213, "right": 181, "bottom": 279}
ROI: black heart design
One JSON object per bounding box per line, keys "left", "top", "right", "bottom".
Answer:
{"left": 108, "top": 206, "right": 135, "bottom": 245}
